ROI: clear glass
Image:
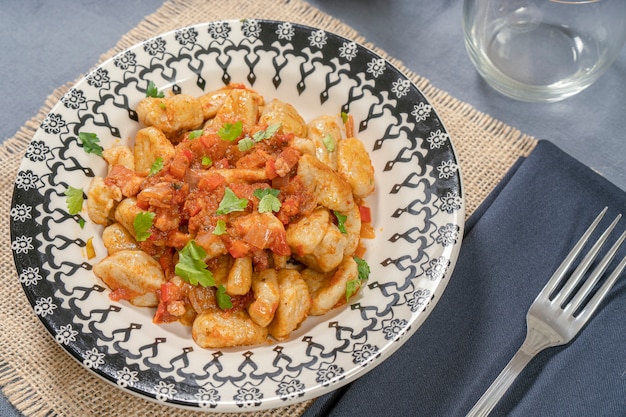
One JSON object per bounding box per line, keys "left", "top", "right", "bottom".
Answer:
{"left": 463, "top": 0, "right": 626, "bottom": 102}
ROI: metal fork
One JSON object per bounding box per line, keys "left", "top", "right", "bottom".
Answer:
{"left": 466, "top": 207, "right": 626, "bottom": 417}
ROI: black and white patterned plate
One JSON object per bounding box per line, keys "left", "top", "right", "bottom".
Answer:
{"left": 10, "top": 20, "right": 464, "bottom": 411}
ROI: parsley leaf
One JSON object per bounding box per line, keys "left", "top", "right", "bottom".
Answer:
{"left": 146, "top": 80, "right": 165, "bottom": 98}
{"left": 252, "top": 123, "right": 282, "bottom": 142}
{"left": 341, "top": 111, "right": 349, "bottom": 124}
{"left": 239, "top": 123, "right": 282, "bottom": 152}
{"left": 133, "top": 211, "right": 156, "bottom": 242}
{"left": 216, "top": 187, "right": 248, "bottom": 215}
{"left": 188, "top": 129, "right": 203, "bottom": 140}
{"left": 254, "top": 188, "right": 280, "bottom": 199}
{"left": 322, "top": 133, "right": 336, "bottom": 152}
{"left": 254, "top": 188, "right": 281, "bottom": 213}
{"left": 238, "top": 137, "right": 255, "bottom": 152}
{"left": 346, "top": 256, "right": 370, "bottom": 301}
{"left": 175, "top": 240, "right": 215, "bottom": 287}
{"left": 201, "top": 155, "right": 213, "bottom": 167}
{"left": 78, "top": 132, "right": 104, "bottom": 156}
{"left": 333, "top": 210, "right": 348, "bottom": 234}
{"left": 213, "top": 219, "right": 227, "bottom": 235}
{"left": 216, "top": 285, "right": 233, "bottom": 310}
{"left": 355, "top": 256, "right": 371, "bottom": 281}
{"left": 218, "top": 121, "right": 243, "bottom": 142}
{"left": 64, "top": 186, "right": 84, "bottom": 215}
{"left": 345, "top": 279, "right": 361, "bottom": 302}
{"left": 149, "top": 157, "right": 164, "bottom": 176}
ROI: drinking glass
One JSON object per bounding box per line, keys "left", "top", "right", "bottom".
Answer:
{"left": 463, "top": 0, "right": 626, "bottom": 102}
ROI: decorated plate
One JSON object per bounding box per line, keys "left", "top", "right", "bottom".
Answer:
{"left": 10, "top": 20, "right": 464, "bottom": 411}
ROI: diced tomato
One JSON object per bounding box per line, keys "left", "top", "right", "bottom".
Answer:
{"left": 359, "top": 205, "right": 372, "bottom": 223}
{"left": 237, "top": 148, "right": 270, "bottom": 169}
{"left": 265, "top": 159, "right": 277, "bottom": 179}
{"left": 280, "top": 196, "right": 299, "bottom": 216}
{"left": 270, "top": 230, "right": 291, "bottom": 256}
{"left": 227, "top": 239, "right": 251, "bottom": 258}
{"left": 153, "top": 301, "right": 179, "bottom": 323}
{"left": 276, "top": 147, "right": 300, "bottom": 174}
{"left": 160, "top": 281, "right": 183, "bottom": 303}
{"left": 214, "top": 158, "right": 230, "bottom": 169}
{"left": 181, "top": 148, "right": 194, "bottom": 161}
{"left": 197, "top": 173, "right": 226, "bottom": 191}
{"left": 169, "top": 151, "right": 192, "bottom": 178}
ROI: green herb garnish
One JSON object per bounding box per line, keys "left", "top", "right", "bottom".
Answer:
{"left": 188, "top": 129, "right": 203, "bottom": 140}
{"left": 146, "top": 80, "right": 165, "bottom": 98}
{"left": 322, "top": 133, "right": 335, "bottom": 152}
{"left": 237, "top": 137, "right": 255, "bottom": 152}
{"left": 346, "top": 256, "right": 370, "bottom": 301}
{"left": 334, "top": 210, "right": 347, "bottom": 234}
{"left": 341, "top": 111, "right": 349, "bottom": 124}
{"left": 149, "top": 157, "right": 164, "bottom": 176}
{"left": 201, "top": 155, "right": 213, "bottom": 167}
{"left": 213, "top": 219, "right": 227, "bottom": 235}
{"left": 237, "top": 123, "right": 282, "bottom": 152}
{"left": 175, "top": 240, "right": 215, "bottom": 287}
{"left": 78, "top": 132, "right": 104, "bottom": 156}
{"left": 175, "top": 241, "right": 232, "bottom": 309}
{"left": 355, "top": 256, "right": 370, "bottom": 280}
{"left": 133, "top": 211, "right": 156, "bottom": 242}
{"left": 216, "top": 187, "right": 248, "bottom": 215}
{"left": 64, "top": 186, "right": 84, "bottom": 215}
{"left": 216, "top": 284, "right": 233, "bottom": 310}
{"left": 252, "top": 123, "right": 281, "bottom": 142}
{"left": 218, "top": 121, "right": 243, "bottom": 142}
{"left": 254, "top": 188, "right": 281, "bottom": 213}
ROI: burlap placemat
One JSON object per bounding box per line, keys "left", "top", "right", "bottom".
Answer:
{"left": 0, "top": 0, "right": 537, "bottom": 416}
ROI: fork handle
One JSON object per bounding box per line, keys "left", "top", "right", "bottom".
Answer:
{"left": 465, "top": 346, "right": 536, "bottom": 417}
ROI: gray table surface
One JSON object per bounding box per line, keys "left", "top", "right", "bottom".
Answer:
{"left": 1, "top": 1, "right": 625, "bottom": 416}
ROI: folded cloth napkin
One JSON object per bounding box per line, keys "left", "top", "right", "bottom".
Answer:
{"left": 303, "top": 140, "right": 626, "bottom": 417}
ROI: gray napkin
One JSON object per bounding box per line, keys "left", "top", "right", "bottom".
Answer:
{"left": 304, "top": 140, "right": 626, "bottom": 416}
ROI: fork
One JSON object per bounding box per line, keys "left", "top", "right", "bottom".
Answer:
{"left": 466, "top": 207, "right": 626, "bottom": 417}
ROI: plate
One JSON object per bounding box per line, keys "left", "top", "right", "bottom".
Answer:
{"left": 10, "top": 20, "right": 464, "bottom": 411}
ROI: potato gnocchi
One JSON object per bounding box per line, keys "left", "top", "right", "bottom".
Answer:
{"left": 87, "top": 83, "right": 375, "bottom": 348}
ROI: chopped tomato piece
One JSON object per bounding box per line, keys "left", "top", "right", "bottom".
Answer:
{"left": 359, "top": 205, "right": 372, "bottom": 223}
{"left": 153, "top": 301, "right": 180, "bottom": 323}
{"left": 160, "top": 281, "right": 183, "bottom": 303}
{"left": 198, "top": 172, "right": 226, "bottom": 190}
{"left": 265, "top": 159, "right": 277, "bottom": 179}
{"left": 227, "top": 239, "right": 251, "bottom": 258}
{"left": 170, "top": 151, "right": 192, "bottom": 178}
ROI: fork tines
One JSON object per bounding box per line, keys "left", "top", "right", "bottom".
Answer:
{"left": 544, "top": 207, "right": 626, "bottom": 319}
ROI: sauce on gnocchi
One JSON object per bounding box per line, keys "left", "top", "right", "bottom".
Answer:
{"left": 87, "top": 83, "right": 375, "bottom": 348}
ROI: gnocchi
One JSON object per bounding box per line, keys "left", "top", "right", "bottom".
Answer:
{"left": 87, "top": 83, "right": 375, "bottom": 348}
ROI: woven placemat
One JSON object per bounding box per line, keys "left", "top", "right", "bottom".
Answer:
{"left": 0, "top": 0, "right": 537, "bottom": 416}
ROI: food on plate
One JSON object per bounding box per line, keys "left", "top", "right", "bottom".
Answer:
{"left": 84, "top": 83, "right": 375, "bottom": 348}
